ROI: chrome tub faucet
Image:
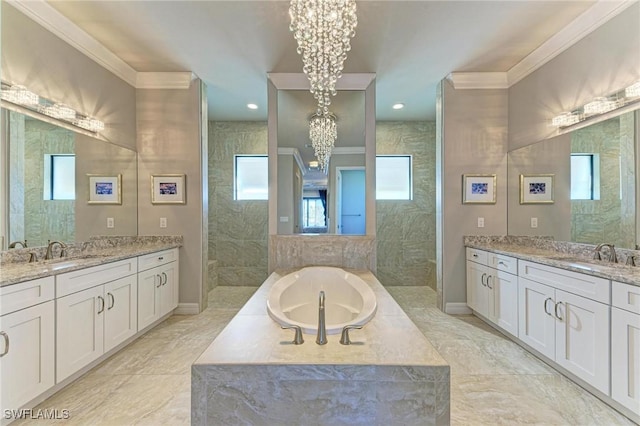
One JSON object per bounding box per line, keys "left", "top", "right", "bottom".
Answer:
{"left": 316, "top": 291, "right": 327, "bottom": 345}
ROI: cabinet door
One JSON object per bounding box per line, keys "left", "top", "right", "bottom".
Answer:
{"left": 159, "top": 263, "right": 178, "bottom": 316}
{"left": 555, "top": 289, "right": 610, "bottom": 394}
{"left": 0, "top": 301, "right": 55, "bottom": 411}
{"left": 138, "top": 268, "right": 161, "bottom": 331}
{"left": 466, "top": 261, "right": 489, "bottom": 315}
{"left": 104, "top": 275, "right": 138, "bottom": 352}
{"left": 611, "top": 307, "right": 640, "bottom": 413}
{"left": 56, "top": 286, "right": 105, "bottom": 382}
{"left": 518, "top": 277, "right": 555, "bottom": 359}
{"left": 491, "top": 270, "right": 518, "bottom": 337}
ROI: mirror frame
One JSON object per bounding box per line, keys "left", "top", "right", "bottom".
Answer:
{"left": 267, "top": 73, "right": 376, "bottom": 237}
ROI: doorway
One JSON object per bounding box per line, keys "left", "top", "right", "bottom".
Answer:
{"left": 335, "top": 167, "right": 365, "bottom": 235}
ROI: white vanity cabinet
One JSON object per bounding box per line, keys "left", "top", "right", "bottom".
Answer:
{"left": 56, "top": 258, "right": 138, "bottom": 382}
{"left": 137, "top": 249, "right": 179, "bottom": 330}
{"left": 0, "top": 277, "right": 55, "bottom": 414}
{"left": 466, "top": 248, "right": 519, "bottom": 336}
{"left": 611, "top": 281, "right": 640, "bottom": 414}
{"left": 518, "top": 260, "right": 610, "bottom": 394}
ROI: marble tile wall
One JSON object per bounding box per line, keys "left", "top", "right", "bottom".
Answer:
{"left": 269, "top": 234, "right": 376, "bottom": 272}
{"left": 208, "top": 122, "right": 268, "bottom": 288}
{"left": 570, "top": 112, "right": 636, "bottom": 249}
{"left": 12, "top": 116, "right": 75, "bottom": 247}
{"left": 376, "top": 122, "right": 437, "bottom": 289}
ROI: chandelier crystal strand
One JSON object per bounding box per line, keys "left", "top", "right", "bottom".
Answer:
{"left": 290, "top": 0, "right": 357, "bottom": 114}
{"left": 309, "top": 113, "right": 337, "bottom": 173}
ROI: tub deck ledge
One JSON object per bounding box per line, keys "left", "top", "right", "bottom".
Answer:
{"left": 191, "top": 269, "right": 450, "bottom": 425}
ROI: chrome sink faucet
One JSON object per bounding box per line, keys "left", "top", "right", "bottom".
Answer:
{"left": 593, "top": 243, "right": 617, "bottom": 263}
{"left": 8, "top": 240, "right": 27, "bottom": 249}
{"left": 45, "top": 241, "right": 67, "bottom": 260}
{"left": 316, "top": 291, "right": 327, "bottom": 345}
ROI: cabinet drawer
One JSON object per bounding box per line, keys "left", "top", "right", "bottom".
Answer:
{"left": 518, "top": 260, "right": 610, "bottom": 304}
{"left": 466, "top": 248, "right": 488, "bottom": 265}
{"left": 57, "top": 258, "right": 138, "bottom": 298}
{"left": 612, "top": 281, "right": 640, "bottom": 314}
{"left": 488, "top": 253, "right": 518, "bottom": 275}
{"left": 0, "top": 276, "right": 55, "bottom": 316}
{"left": 138, "top": 248, "right": 178, "bottom": 272}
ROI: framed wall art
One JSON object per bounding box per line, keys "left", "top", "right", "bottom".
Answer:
{"left": 87, "top": 174, "right": 122, "bottom": 204}
{"left": 151, "top": 174, "right": 186, "bottom": 204}
{"left": 520, "top": 174, "right": 554, "bottom": 204}
{"left": 462, "top": 174, "right": 496, "bottom": 204}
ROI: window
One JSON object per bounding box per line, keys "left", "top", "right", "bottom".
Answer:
{"left": 375, "top": 155, "right": 412, "bottom": 200}
{"left": 571, "top": 154, "right": 600, "bottom": 200}
{"left": 234, "top": 155, "right": 268, "bottom": 200}
{"left": 303, "top": 197, "right": 325, "bottom": 227}
{"left": 44, "top": 154, "right": 75, "bottom": 200}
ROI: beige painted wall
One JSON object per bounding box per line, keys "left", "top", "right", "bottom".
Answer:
{"left": 1, "top": 3, "right": 137, "bottom": 151}
{"left": 376, "top": 121, "right": 436, "bottom": 289}
{"left": 509, "top": 3, "right": 640, "bottom": 150}
{"left": 507, "top": 134, "right": 572, "bottom": 241}
{"left": 137, "top": 82, "right": 207, "bottom": 309}
{"left": 439, "top": 81, "right": 509, "bottom": 308}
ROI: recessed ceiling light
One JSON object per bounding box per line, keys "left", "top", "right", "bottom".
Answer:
{"left": 392, "top": 103, "right": 404, "bottom": 110}
{"left": 247, "top": 103, "right": 258, "bottom": 110}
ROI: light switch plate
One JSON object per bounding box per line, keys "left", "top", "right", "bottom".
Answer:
{"left": 280, "top": 216, "right": 289, "bottom": 222}
{"left": 531, "top": 217, "right": 538, "bottom": 228}
{"left": 160, "top": 217, "right": 167, "bottom": 228}
{"left": 106, "top": 217, "right": 114, "bottom": 228}
{"left": 477, "top": 217, "right": 485, "bottom": 228}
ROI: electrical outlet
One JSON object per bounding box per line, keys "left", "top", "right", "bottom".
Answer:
{"left": 477, "top": 217, "right": 485, "bottom": 228}
{"left": 531, "top": 217, "right": 538, "bottom": 228}
{"left": 106, "top": 217, "right": 114, "bottom": 228}
{"left": 160, "top": 217, "right": 167, "bottom": 228}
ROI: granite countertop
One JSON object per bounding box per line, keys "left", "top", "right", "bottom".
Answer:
{"left": 0, "top": 236, "right": 182, "bottom": 288}
{"left": 465, "top": 236, "right": 640, "bottom": 288}
{"left": 194, "top": 269, "right": 449, "bottom": 367}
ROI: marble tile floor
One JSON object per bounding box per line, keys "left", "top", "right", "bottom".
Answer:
{"left": 15, "top": 286, "right": 635, "bottom": 425}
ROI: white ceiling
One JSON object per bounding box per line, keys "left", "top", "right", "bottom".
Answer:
{"left": 42, "top": 0, "right": 603, "bottom": 122}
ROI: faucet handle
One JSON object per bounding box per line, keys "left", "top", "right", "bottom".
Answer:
{"left": 339, "top": 325, "right": 363, "bottom": 345}
{"left": 281, "top": 325, "right": 304, "bottom": 345}
{"left": 626, "top": 255, "right": 637, "bottom": 266}
{"left": 28, "top": 252, "right": 38, "bottom": 263}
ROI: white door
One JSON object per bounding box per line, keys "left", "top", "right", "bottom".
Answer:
{"left": 336, "top": 168, "right": 365, "bottom": 235}
{"left": 56, "top": 286, "right": 105, "bottom": 382}
{"left": 138, "top": 268, "right": 161, "bottom": 330}
{"left": 611, "top": 307, "right": 640, "bottom": 413}
{"left": 518, "top": 277, "right": 555, "bottom": 359}
{"left": 104, "top": 275, "right": 137, "bottom": 352}
{"left": 492, "top": 270, "right": 519, "bottom": 337}
{"left": 0, "top": 301, "right": 55, "bottom": 412}
{"left": 555, "top": 289, "right": 610, "bottom": 394}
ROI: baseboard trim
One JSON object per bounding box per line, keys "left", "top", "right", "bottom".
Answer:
{"left": 174, "top": 303, "right": 200, "bottom": 315}
{"left": 445, "top": 303, "right": 472, "bottom": 315}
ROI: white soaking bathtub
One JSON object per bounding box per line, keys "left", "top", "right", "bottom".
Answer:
{"left": 266, "top": 266, "right": 377, "bottom": 335}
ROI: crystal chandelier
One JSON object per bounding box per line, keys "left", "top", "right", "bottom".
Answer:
{"left": 289, "top": 0, "right": 358, "bottom": 115}
{"left": 309, "top": 113, "right": 337, "bottom": 173}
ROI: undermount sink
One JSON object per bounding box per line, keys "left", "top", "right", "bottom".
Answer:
{"left": 545, "top": 255, "right": 610, "bottom": 271}
{"left": 40, "top": 254, "right": 109, "bottom": 269}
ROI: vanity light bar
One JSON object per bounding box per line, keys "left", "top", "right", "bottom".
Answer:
{"left": 1, "top": 81, "right": 105, "bottom": 133}
{"left": 551, "top": 80, "right": 640, "bottom": 129}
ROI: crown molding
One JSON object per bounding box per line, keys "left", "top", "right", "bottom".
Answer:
{"left": 332, "top": 147, "right": 366, "bottom": 155}
{"left": 446, "top": 72, "right": 509, "bottom": 89}
{"left": 507, "top": 0, "right": 637, "bottom": 86}
{"left": 7, "top": 0, "right": 138, "bottom": 87}
{"left": 277, "top": 147, "right": 306, "bottom": 175}
{"left": 136, "top": 72, "right": 195, "bottom": 89}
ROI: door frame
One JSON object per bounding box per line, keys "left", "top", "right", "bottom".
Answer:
{"left": 335, "top": 166, "right": 365, "bottom": 235}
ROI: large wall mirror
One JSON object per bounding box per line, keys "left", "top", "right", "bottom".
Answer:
{"left": 267, "top": 73, "right": 376, "bottom": 237}
{"left": 508, "top": 109, "right": 639, "bottom": 249}
{"left": 1, "top": 108, "right": 138, "bottom": 250}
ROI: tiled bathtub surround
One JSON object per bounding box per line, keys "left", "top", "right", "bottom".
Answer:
{"left": 376, "top": 122, "right": 437, "bottom": 289}
{"left": 464, "top": 235, "right": 640, "bottom": 286}
{"left": 269, "top": 234, "right": 376, "bottom": 273}
{"left": 192, "top": 270, "right": 450, "bottom": 425}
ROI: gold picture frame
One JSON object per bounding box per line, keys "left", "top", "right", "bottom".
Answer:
{"left": 462, "top": 174, "right": 496, "bottom": 204}
{"left": 520, "top": 174, "right": 554, "bottom": 204}
{"left": 87, "top": 174, "right": 122, "bottom": 204}
{"left": 151, "top": 174, "right": 186, "bottom": 204}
